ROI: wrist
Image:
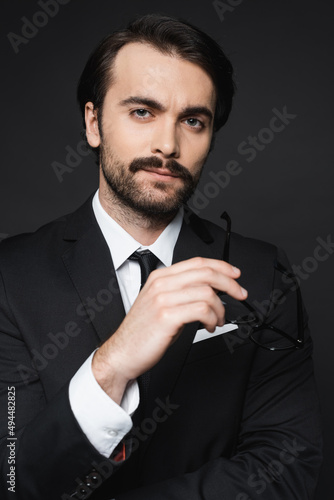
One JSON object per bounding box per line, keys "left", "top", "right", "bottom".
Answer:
{"left": 92, "top": 348, "right": 130, "bottom": 405}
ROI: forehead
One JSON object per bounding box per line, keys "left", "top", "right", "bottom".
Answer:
{"left": 107, "top": 42, "right": 216, "bottom": 110}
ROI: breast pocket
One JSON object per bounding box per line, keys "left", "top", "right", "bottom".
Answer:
{"left": 187, "top": 324, "right": 248, "bottom": 364}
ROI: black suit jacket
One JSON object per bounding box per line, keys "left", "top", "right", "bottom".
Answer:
{"left": 0, "top": 195, "right": 322, "bottom": 499}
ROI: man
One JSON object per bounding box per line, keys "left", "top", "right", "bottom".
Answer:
{"left": 0, "top": 14, "right": 322, "bottom": 500}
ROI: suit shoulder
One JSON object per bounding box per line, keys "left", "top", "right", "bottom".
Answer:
{"left": 0, "top": 217, "right": 66, "bottom": 274}
{"left": 0, "top": 216, "right": 67, "bottom": 262}
{"left": 0, "top": 195, "right": 94, "bottom": 266}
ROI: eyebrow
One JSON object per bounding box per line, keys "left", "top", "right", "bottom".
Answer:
{"left": 119, "top": 96, "right": 214, "bottom": 122}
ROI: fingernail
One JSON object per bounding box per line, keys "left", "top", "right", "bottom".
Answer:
{"left": 232, "top": 266, "right": 240, "bottom": 274}
{"left": 241, "top": 287, "right": 248, "bottom": 297}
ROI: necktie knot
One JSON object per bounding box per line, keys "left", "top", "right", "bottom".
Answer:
{"left": 129, "top": 250, "right": 159, "bottom": 289}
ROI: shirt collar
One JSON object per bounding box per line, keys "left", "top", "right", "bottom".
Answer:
{"left": 92, "top": 190, "right": 183, "bottom": 270}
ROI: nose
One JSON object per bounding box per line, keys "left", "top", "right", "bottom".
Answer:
{"left": 150, "top": 119, "right": 180, "bottom": 158}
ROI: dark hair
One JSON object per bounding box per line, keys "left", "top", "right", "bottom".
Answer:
{"left": 77, "top": 14, "right": 235, "bottom": 157}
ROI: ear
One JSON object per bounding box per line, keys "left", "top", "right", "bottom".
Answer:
{"left": 85, "top": 102, "right": 101, "bottom": 148}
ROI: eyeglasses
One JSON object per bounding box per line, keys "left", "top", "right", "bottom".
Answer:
{"left": 220, "top": 211, "right": 304, "bottom": 351}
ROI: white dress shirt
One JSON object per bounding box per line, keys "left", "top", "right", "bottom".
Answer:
{"left": 69, "top": 190, "right": 183, "bottom": 458}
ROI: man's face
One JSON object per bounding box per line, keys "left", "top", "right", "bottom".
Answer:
{"left": 86, "top": 42, "right": 216, "bottom": 217}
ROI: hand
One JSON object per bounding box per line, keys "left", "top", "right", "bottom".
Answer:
{"left": 92, "top": 257, "right": 247, "bottom": 403}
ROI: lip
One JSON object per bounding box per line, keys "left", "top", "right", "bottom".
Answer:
{"left": 140, "top": 167, "right": 181, "bottom": 180}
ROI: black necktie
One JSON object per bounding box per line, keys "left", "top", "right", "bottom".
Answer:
{"left": 129, "top": 250, "right": 159, "bottom": 290}
{"left": 128, "top": 250, "right": 160, "bottom": 409}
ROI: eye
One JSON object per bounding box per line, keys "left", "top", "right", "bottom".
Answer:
{"left": 185, "top": 118, "right": 204, "bottom": 129}
{"left": 132, "top": 109, "right": 152, "bottom": 119}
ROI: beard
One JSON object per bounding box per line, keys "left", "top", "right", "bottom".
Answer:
{"left": 100, "top": 141, "right": 204, "bottom": 219}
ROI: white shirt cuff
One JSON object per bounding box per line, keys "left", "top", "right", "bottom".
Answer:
{"left": 69, "top": 350, "right": 139, "bottom": 458}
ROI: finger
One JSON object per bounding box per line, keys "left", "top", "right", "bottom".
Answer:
{"left": 147, "top": 266, "right": 247, "bottom": 301}
{"left": 162, "top": 301, "right": 225, "bottom": 334}
{"left": 152, "top": 286, "right": 226, "bottom": 326}
{"left": 153, "top": 256, "right": 241, "bottom": 280}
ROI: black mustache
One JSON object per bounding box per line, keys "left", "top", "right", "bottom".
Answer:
{"left": 129, "top": 157, "right": 193, "bottom": 181}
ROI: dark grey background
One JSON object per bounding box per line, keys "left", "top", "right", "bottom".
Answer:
{"left": 1, "top": 0, "right": 333, "bottom": 497}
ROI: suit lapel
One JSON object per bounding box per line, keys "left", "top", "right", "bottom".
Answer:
{"left": 61, "top": 196, "right": 125, "bottom": 345}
